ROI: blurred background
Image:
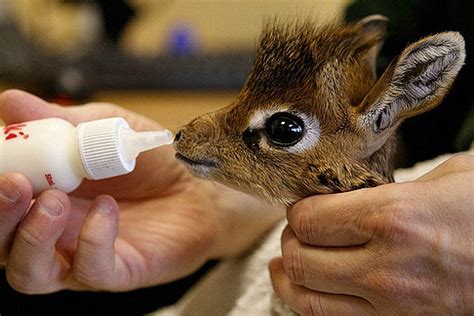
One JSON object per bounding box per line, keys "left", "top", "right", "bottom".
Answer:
{"left": 0, "top": 0, "right": 347, "bottom": 97}
{"left": 0, "top": 0, "right": 472, "bottom": 315}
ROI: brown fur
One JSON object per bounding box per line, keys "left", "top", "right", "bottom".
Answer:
{"left": 174, "top": 15, "right": 465, "bottom": 205}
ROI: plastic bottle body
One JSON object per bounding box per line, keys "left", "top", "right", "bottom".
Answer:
{"left": 0, "top": 118, "right": 87, "bottom": 195}
{"left": 1, "top": 117, "right": 172, "bottom": 195}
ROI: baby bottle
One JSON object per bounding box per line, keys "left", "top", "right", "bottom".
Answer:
{"left": 0, "top": 117, "right": 173, "bottom": 195}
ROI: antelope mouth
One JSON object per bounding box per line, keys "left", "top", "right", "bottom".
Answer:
{"left": 175, "top": 153, "right": 218, "bottom": 169}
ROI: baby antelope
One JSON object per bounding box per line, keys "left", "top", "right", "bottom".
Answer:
{"left": 174, "top": 15, "right": 465, "bottom": 205}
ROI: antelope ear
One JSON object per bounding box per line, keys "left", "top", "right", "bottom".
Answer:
{"left": 358, "top": 32, "right": 465, "bottom": 133}
{"left": 354, "top": 15, "right": 389, "bottom": 77}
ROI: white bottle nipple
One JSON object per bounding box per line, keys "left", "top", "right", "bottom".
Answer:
{"left": 121, "top": 129, "right": 174, "bottom": 162}
{"left": 77, "top": 117, "right": 173, "bottom": 180}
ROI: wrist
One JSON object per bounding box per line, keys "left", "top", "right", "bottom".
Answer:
{"left": 206, "top": 182, "right": 285, "bottom": 259}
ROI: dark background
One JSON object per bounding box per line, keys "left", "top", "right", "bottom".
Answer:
{"left": 346, "top": 0, "right": 474, "bottom": 166}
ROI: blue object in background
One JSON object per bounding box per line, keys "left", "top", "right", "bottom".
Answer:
{"left": 168, "top": 23, "right": 199, "bottom": 56}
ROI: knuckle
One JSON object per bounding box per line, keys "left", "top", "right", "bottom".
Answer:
{"left": 369, "top": 185, "right": 417, "bottom": 242}
{"left": 290, "top": 199, "right": 318, "bottom": 244}
{"left": 73, "top": 239, "right": 111, "bottom": 288}
{"left": 282, "top": 246, "right": 306, "bottom": 285}
{"left": 361, "top": 271, "right": 399, "bottom": 299}
{"left": 78, "top": 233, "right": 103, "bottom": 250}
{"left": 302, "top": 291, "right": 322, "bottom": 316}
{"left": 361, "top": 271, "right": 434, "bottom": 304}
{"left": 73, "top": 260, "right": 108, "bottom": 288}
{"left": 17, "top": 226, "right": 48, "bottom": 250}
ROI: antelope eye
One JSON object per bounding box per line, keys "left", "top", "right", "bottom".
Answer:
{"left": 264, "top": 112, "right": 304, "bottom": 146}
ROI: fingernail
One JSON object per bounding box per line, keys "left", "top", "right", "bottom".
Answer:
{"left": 0, "top": 176, "right": 21, "bottom": 204}
{"left": 95, "top": 198, "right": 112, "bottom": 214}
{"left": 39, "top": 194, "right": 64, "bottom": 217}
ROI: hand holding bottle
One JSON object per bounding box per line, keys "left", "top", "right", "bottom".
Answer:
{"left": 1, "top": 116, "right": 173, "bottom": 194}
{"left": 0, "top": 89, "right": 284, "bottom": 293}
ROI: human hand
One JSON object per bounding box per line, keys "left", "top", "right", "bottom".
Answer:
{"left": 270, "top": 154, "right": 474, "bottom": 315}
{"left": 0, "top": 90, "right": 282, "bottom": 294}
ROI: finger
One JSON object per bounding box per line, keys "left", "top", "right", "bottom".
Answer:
{"left": 0, "top": 173, "right": 33, "bottom": 263}
{"left": 0, "top": 89, "right": 119, "bottom": 125}
{"left": 0, "top": 89, "right": 58, "bottom": 123}
{"left": 6, "top": 190, "right": 70, "bottom": 294}
{"left": 416, "top": 154, "right": 474, "bottom": 182}
{"left": 73, "top": 195, "right": 127, "bottom": 290}
{"left": 0, "top": 89, "right": 85, "bottom": 124}
{"left": 0, "top": 89, "right": 156, "bottom": 129}
{"left": 287, "top": 187, "right": 384, "bottom": 246}
{"left": 270, "top": 257, "right": 376, "bottom": 315}
{"left": 280, "top": 226, "right": 370, "bottom": 295}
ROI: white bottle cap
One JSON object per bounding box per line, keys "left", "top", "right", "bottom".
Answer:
{"left": 77, "top": 117, "right": 173, "bottom": 180}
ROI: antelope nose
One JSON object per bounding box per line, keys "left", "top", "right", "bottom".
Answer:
{"left": 174, "top": 130, "right": 182, "bottom": 142}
